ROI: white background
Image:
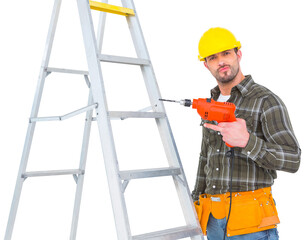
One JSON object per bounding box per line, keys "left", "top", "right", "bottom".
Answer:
{"left": 0, "top": 0, "right": 304, "bottom": 239}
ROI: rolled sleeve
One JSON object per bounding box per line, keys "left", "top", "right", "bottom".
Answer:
{"left": 242, "top": 95, "right": 301, "bottom": 173}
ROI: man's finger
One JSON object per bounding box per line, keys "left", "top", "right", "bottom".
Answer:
{"left": 204, "top": 123, "right": 222, "bottom": 132}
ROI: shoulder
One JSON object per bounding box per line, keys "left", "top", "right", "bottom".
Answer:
{"left": 246, "top": 81, "right": 285, "bottom": 107}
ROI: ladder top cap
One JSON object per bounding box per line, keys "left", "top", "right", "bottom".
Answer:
{"left": 89, "top": 1, "right": 135, "bottom": 16}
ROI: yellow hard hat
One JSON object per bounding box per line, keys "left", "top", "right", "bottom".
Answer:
{"left": 198, "top": 27, "right": 241, "bottom": 61}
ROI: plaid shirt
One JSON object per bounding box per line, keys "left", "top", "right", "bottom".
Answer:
{"left": 191, "top": 75, "right": 301, "bottom": 199}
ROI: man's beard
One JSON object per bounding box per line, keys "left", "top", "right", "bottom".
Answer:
{"left": 214, "top": 64, "right": 239, "bottom": 84}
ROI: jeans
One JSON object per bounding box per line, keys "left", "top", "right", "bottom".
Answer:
{"left": 207, "top": 214, "right": 279, "bottom": 240}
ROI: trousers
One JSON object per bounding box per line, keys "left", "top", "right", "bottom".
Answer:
{"left": 207, "top": 214, "right": 279, "bottom": 240}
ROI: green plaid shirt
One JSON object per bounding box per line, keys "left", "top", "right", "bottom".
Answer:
{"left": 191, "top": 75, "right": 301, "bottom": 199}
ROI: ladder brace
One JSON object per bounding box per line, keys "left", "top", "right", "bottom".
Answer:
{"left": 174, "top": 175, "right": 186, "bottom": 187}
{"left": 30, "top": 103, "right": 98, "bottom": 122}
{"left": 46, "top": 67, "right": 89, "bottom": 76}
{"left": 122, "top": 180, "right": 130, "bottom": 193}
{"left": 73, "top": 173, "right": 81, "bottom": 183}
{"left": 108, "top": 111, "right": 165, "bottom": 120}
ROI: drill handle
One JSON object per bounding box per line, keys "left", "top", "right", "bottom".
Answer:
{"left": 226, "top": 142, "right": 234, "bottom": 148}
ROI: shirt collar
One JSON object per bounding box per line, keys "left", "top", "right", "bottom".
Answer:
{"left": 211, "top": 75, "right": 254, "bottom": 99}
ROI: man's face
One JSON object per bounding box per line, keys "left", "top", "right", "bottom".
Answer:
{"left": 204, "top": 49, "right": 241, "bottom": 84}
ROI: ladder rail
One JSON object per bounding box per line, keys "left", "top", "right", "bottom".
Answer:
{"left": 70, "top": 89, "right": 95, "bottom": 240}
{"left": 121, "top": 0, "right": 203, "bottom": 238}
{"left": 5, "top": 0, "right": 63, "bottom": 239}
{"left": 71, "top": 4, "right": 106, "bottom": 238}
{"left": 76, "top": 0, "right": 132, "bottom": 239}
{"left": 96, "top": 0, "right": 108, "bottom": 53}
{"left": 78, "top": 0, "right": 203, "bottom": 238}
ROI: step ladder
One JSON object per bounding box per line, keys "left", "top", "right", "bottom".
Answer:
{"left": 5, "top": 0, "right": 204, "bottom": 239}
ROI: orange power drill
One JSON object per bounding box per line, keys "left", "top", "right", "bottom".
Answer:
{"left": 160, "top": 98, "right": 236, "bottom": 147}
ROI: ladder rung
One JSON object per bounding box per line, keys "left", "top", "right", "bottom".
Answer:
{"left": 119, "top": 167, "right": 181, "bottom": 180}
{"left": 132, "top": 225, "right": 202, "bottom": 240}
{"left": 99, "top": 54, "right": 150, "bottom": 65}
{"left": 46, "top": 67, "right": 89, "bottom": 76}
{"left": 89, "top": 1, "right": 135, "bottom": 16}
{"left": 108, "top": 111, "right": 165, "bottom": 119}
{"left": 30, "top": 103, "right": 97, "bottom": 122}
{"left": 22, "top": 169, "right": 84, "bottom": 178}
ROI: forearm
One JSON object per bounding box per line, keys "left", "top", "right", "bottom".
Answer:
{"left": 242, "top": 133, "right": 301, "bottom": 173}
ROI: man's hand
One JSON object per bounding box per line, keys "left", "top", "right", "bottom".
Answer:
{"left": 204, "top": 118, "right": 250, "bottom": 148}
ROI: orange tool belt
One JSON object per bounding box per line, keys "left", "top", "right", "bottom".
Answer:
{"left": 194, "top": 187, "right": 280, "bottom": 237}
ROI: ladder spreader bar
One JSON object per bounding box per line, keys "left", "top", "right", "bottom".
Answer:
{"left": 46, "top": 67, "right": 89, "bottom": 76}
{"left": 89, "top": 1, "right": 135, "bottom": 16}
{"left": 22, "top": 169, "right": 84, "bottom": 178}
{"left": 30, "top": 103, "right": 98, "bottom": 122}
{"left": 119, "top": 167, "right": 181, "bottom": 180}
{"left": 132, "top": 225, "right": 202, "bottom": 240}
{"left": 108, "top": 111, "right": 165, "bottom": 120}
{"left": 99, "top": 54, "right": 150, "bottom": 65}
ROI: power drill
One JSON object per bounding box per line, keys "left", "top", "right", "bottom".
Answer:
{"left": 159, "top": 98, "right": 236, "bottom": 147}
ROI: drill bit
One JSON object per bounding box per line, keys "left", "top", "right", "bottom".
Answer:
{"left": 159, "top": 98, "right": 192, "bottom": 107}
{"left": 159, "top": 98, "right": 180, "bottom": 103}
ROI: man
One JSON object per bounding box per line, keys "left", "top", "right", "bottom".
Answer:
{"left": 191, "top": 27, "right": 301, "bottom": 240}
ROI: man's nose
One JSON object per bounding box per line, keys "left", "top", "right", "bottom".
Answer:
{"left": 217, "top": 55, "right": 226, "bottom": 66}
{"left": 218, "top": 60, "right": 225, "bottom": 66}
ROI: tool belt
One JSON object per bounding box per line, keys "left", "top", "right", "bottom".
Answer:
{"left": 194, "top": 187, "right": 280, "bottom": 237}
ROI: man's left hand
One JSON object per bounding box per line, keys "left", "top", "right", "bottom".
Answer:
{"left": 204, "top": 118, "right": 250, "bottom": 148}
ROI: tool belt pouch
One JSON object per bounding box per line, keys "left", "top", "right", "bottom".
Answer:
{"left": 194, "top": 194, "right": 211, "bottom": 236}
{"left": 225, "top": 190, "right": 280, "bottom": 237}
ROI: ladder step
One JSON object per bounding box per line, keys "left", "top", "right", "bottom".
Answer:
{"left": 119, "top": 167, "right": 181, "bottom": 180}
{"left": 22, "top": 169, "right": 84, "bottom": 178}
{"left": 89, "top": 1, "right": 135, "bottom": 16}
{"left": 30, "top": 103, "right": 97, "bottom": 122}
{"left": 132, "top": 225, "right": 202, "bottom": 240}
{"left": 108, "top": 111, "right": 165, "bottom": 120}
{"left": 99, "top": 54, "right": 150, "bottom": 65}
{"left": 46, "top": 67, "right": 89, "bottom": 76}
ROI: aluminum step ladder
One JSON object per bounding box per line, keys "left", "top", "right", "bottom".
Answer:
{"left": 5, "top": 0, "right": 204, "bottom": 239}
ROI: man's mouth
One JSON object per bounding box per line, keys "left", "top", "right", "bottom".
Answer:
{"left": 218, "top": 66, "right": 230, "bottom": 72}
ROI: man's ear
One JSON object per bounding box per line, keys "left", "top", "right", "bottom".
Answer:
{"left": 204, "top": 61, "right": 209, "bottom": 69}
{"left": 237, "top": 50, "right": 242, "bottom": 62}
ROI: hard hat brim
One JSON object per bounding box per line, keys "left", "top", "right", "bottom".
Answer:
{"left": 198, "top": 41, "right": 241, "bottom": 61}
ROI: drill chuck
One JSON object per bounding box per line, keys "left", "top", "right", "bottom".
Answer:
{"left": 180, "top": 99, "right": 192, "bottom": 107}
